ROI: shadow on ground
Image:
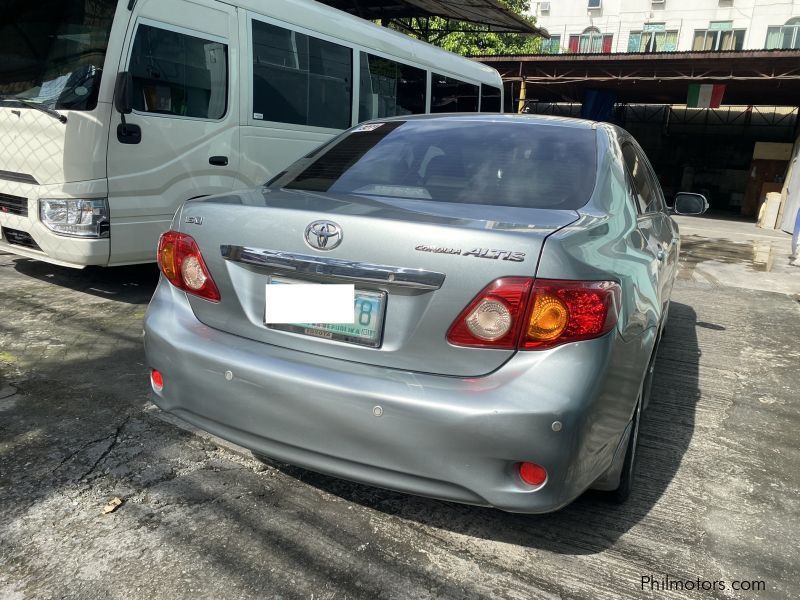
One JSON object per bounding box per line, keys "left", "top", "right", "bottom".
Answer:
{"left": 9, "top": 256, "right": 159, "bottom": 305}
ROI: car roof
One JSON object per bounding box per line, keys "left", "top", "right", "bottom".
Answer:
{"left": 374, "top": 113, "right": 600, "bottom": 130}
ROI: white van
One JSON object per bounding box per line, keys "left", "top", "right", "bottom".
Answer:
{"left": 0, "top": 0, "right": 504, "bottom": 268}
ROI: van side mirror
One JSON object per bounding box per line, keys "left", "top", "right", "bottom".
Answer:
{"left": 114, "top": 71, "right": 133, "bottom": 115}
{"left": 113, "top": 71, "right": 141, "bottom": 144}
{"left": 673, "top": 193, "right": 708, "bottom": 216}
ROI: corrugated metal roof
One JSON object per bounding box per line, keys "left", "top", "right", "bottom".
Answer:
{"left": 477, "top": 50, "right": 800, "bottom": 106}
{"left": 474, "top": 48, "right": 800, "bottom": 60}
{"left": 318, "top": 0, "right": 543, "bottom": 34}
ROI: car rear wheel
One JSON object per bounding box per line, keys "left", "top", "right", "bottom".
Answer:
{"left": 606, "top": 397, "right": 642, "bottom": 504}
{"left": 603, "top": 340, "right": 657, "bottom": 503}
{"left": 660, "top": 300, "right": 671, "bottom": 337}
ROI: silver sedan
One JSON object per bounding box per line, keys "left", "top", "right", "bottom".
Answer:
{"left": 144, "top": 115, "right": 706, "bottom": 513}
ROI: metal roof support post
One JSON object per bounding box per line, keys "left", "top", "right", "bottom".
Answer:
{"left": 518, "top": 79, "right": 527, "bottom": 114}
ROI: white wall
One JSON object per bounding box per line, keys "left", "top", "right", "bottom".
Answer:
{"left": 531, "top": 0, "right": 800, "bottom": 53}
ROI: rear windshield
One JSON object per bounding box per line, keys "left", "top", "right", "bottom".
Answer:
{"left": 273, "top": 120, "right": 597, "bottom": 210}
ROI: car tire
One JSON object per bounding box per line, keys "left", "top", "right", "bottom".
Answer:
{"left": 606, "top": 397, "right": 641, "bottom": 504}
{"left": 660, "top": 299, "right": 671, "bottom": 337}
{"left": 605, "top": 341, "right": 657, "bottom": 503}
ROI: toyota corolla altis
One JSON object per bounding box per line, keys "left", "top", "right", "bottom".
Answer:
{"left": 144, "top": 115, "right": 704, "bottom": 513}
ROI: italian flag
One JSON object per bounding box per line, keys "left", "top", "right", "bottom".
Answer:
{"left": 687, "top": 84, "right": 726, "bottom": 108}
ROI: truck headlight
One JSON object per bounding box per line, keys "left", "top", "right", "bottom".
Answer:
{"left": 39, "top": 198, "right": 110, "bottom": 238}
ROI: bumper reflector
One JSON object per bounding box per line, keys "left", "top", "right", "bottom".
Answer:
{"left": 518, "top": 462, "right": 547, "bottom": 487}
{"left": 150, "top": 369, "right": 164, "bottom": 392}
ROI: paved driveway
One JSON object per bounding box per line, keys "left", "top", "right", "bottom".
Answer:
{"left": 1, "top": 216, "right": 798, "bottom": 599}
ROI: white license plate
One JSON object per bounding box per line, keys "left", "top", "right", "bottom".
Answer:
{"left": 265, "top": 278, "right": 386, "bottom": 348}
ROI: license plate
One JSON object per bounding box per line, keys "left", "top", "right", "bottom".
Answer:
{"left": 266, "top": 277, "right": 386, "bottom": 348}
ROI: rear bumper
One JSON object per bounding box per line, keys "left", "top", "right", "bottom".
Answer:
{"left": 144, "top": 281, "right": 643, "bottom": 513}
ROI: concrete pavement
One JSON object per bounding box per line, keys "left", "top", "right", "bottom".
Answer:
{"left": 1, "top": 215, "right": 798, "bottom": 599}
{"left": 675, "top": 215, "right": 800, "bottom": 295}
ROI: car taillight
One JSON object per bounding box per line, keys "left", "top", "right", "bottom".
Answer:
{"left": 157, "top": 231, "right": 221, "bottom": 302}
{"left": 446, "top": 277, "right": 533, "bottom": 349}
{"left": 521, "top": 280, "right": 620, "bottom": 350}
{"left": 447, "top": 278, "right": 620, "bottom": 350}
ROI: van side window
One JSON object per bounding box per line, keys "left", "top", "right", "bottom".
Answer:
{"left": 359, "top": 53, "right": 426, "bottom": 122}
{"left": 252, "top": 20, "right": 352, "bottom": 129}
{"left": 480, "top": 84, "right": 502, "bottom": 113}
{"left": 621, "top": 142, "right": 659, "bottom": 213}
{"left": 431, "top": 74, "right": 479, "bottom": 113}
{"left": 129, "top": 24, "right": 228, "bottom": 119}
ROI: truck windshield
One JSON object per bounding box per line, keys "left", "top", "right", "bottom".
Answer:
{"left": 0, "top": 0, "right": 118, "bottom": 111}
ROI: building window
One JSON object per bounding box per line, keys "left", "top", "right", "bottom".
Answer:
{"left": 129, "top": 24, "right": 228, "bottom": 120}
{"left": 359, "top": 53, "right": 426, "bottom": 122}
{"left": 587, "top": 0, "right": 602, "bottom": 9}
{"left": 628, "top": 24, "right": 678, "bottom": 52}
{"left": 541, "top": 35, "right": 561, "bottom": 54}
{"left": 766, "top": 18, "right": 800, "bottom": 49}
{"left": 252, "top": 20, "right": 353, "bottom": 129}
{"left": 569, "top": 28, "right": 613, "bottom": 53}
{"left": 693, "top": 22, "right": 745, "bottom": 51}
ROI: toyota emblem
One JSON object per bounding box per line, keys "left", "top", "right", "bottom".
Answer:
{"left": 305, "top": 220, "right": 343, "bottom": 251}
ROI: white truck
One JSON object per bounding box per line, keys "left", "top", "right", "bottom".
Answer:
{"left": 0, "top": 0, "right": 503, "bottom": 268}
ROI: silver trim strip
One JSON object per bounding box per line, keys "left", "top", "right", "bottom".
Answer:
{"left": 221, "top": 245, "right": 445, "bottom": 290}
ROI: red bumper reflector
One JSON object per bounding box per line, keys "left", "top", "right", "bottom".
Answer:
{"left": 150, "top": 369, "right": 164, "bottom": 392}
{"left": 518, "top": 462, "right": 547, "bottom": 486}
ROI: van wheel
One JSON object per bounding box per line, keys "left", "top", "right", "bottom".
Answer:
{"left": 606, "top": 398, "right": 641, "bottom": 504}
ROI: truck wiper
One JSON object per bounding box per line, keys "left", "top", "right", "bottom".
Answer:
{"left": 0, "top": 97, "right": 67, "bottom": 124}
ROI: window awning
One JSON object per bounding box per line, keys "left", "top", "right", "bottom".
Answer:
{"left": 318, "top": 0, "right": 544, "bottom": 35}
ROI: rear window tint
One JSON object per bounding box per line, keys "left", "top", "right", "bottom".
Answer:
{"left": 275, "top": 120, "right": 597, "bottom": 210}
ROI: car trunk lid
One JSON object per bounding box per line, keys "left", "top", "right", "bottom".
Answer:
{"left": 180, "top": 188, "right": 578, "bottom": 377}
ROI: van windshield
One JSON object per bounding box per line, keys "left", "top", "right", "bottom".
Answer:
{"left": 0, "top": 0, "right": 117, "bottom": 111}
{"left": 276, "top": 119, "right": 598, "bottom": 210}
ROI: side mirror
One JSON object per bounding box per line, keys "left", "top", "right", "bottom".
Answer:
{"left": 673, "top": 192, "right": 709, "bottom": 216}
{"left": 113, "top": 71, "right": 133, "bottom": 115}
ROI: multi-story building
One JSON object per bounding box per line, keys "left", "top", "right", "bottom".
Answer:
{"left": 531, "top": 0, "right": 800, "bottom": 54}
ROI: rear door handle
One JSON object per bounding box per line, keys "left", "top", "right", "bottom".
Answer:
{"left": 209, "top": 156, "right": 228, "bottom": 166}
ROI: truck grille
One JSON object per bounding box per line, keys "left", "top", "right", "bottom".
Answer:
{"left": 0, "top": 193, "right": 28, "bottom": 217}
{"left": 2, "top": 227, "right": 41, "bottom": 251}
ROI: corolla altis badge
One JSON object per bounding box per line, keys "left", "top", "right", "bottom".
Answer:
{"left": 305, "top": 220, "right": 343, "bottom": 251}
{"left": 415, "top": 245, "right": 525, "bottom": 262}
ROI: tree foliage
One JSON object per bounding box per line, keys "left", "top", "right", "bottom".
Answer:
{"left": 387, "top": 0, "right": 541, "bottom": 56}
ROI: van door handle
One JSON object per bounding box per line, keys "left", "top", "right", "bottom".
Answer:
{"left": 117, "top": 123, "right": 141, "bottom": 144}
{"left": 209, "top": 156, "right": 228, "bottom": 166}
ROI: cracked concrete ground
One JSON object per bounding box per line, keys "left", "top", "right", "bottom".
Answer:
{"left": 1, "top": 216, "right": 799, "bottom": 599}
